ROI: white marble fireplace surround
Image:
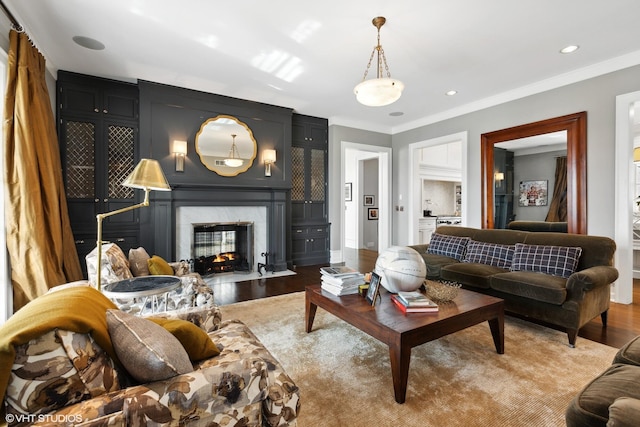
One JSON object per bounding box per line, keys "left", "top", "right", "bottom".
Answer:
{"left": 176, "top": 206, "right": 268, "bottom": 272}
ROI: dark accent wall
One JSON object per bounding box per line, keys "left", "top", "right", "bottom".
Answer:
{"left": 137, "top": 81, "right": 293, "bottom": 270}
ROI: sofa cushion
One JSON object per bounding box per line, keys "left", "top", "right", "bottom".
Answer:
{"left": 566, "top": 364, "right": 640, "bottom": 427}
{"left": 106, "top": 310, "right": 192, "bottom": 383}
{"left": 463, "top": 240, "right": 515, "bottom": 268}
{"left": 128, "top": 247, "right": 151, "bottom": 276}
{"left": 5, "top": 329, "right": 119, "bottom": 419}
{"left": 148, "top": 255, "right": 174, "bottom": 275}
{"left": 148, "top": 317, "right": 220, "bottom": 361}
{"left": 490, "top": 271, "right": 568, "bottom": 305}
{"left": 427, "top": 233, "right": 470, "bottom": 261}
{"left": 420, "top": 253, "right": 460, "bottom": 279}
{"left": 613, "top": 335, "right": 640, "bottom": 367}
{"left": 440, "top": 263, "right": 507, "bottom": 289}
{"left": 510, "top": 243, "right": 582, "bottom": 278}
{"left": 607, "top": 397, "right": 640, "bottom": 427}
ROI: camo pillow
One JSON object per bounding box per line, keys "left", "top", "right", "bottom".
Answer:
{"left": 4, "top": 330, "right": 120, "bottom": 421}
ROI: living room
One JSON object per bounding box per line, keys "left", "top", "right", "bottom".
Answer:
{"left": 1, "top": 1, "right": 640, "bottom": 426}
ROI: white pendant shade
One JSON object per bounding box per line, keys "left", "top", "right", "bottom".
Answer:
{"left": 354, "top": 77, "right": 404, "bottom": 107}
{"left": 224, "top": 158, "right": 243, "bottom": 167}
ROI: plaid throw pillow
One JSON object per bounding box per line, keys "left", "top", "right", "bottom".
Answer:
{"left": 463, "top": 240, "right": 515, "bottom": 268}
{"left": 427, "top": 233, "right": 470, "bottom": 261}
{"left": 510, "top": 243, "right": 582, "bottom": 278}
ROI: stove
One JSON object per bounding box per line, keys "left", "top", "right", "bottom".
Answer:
{"left": 436, "top": 216, "right": 462, "bottom": 226}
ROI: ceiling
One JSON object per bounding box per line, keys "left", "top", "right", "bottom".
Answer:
{"left": 5, "top": 0, "right": 640, "bottom": 134}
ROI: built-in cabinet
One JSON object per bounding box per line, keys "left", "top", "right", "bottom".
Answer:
{"left": 57, "top": 71, "right": 140, "bottom": 276}
{"left": 494, "top": 147, "right": 515, "bottom": 228}
{"left": 290, "top": 114, "right": 330, "bottom": 266}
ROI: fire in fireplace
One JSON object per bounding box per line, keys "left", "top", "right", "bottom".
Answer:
{"left": 192, "top": 222, "right": 254, "bottom": 275}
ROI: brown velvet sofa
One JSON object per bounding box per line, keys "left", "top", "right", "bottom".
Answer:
{"left": 410, "top": 225, "right": 618, "bottom": 347}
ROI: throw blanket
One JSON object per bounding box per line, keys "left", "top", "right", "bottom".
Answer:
{"left": 0, "top": 286, "right": 118, "bottom": 406}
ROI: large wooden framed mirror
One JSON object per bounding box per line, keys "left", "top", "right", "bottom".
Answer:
{"left": 481, "top": 112, "right": 587, "bottom": 234}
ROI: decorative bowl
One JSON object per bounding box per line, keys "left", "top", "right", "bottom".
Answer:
{"left": 424, "top": 280, "right": 461, "bottom": 302}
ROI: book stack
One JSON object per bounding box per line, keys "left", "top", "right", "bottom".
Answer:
{"left": 320, "top": 266, "right": 365, "bottom": 296}
{"left": 390, "top": 291, "right": 439, "bottom": 313}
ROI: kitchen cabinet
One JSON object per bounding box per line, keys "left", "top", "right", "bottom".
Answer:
{"left": 418, "top": 218, "right": 437, "bottom": 244}
{"left": 57, "top": 71, "right": 140, "bottom": 277}
{"left": 291, "top": 114, "right": 329, "bottom": 266}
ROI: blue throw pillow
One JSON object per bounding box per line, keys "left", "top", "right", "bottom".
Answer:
{"left": 427, "top": 233, "right": 470, "bottom": 261}
{"left": 463, "top": 240, "right": 515, "bottom": 268}
{"left": 509, "top": 243, "right": 582, "bottom": 278}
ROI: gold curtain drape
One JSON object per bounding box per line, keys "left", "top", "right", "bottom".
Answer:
{"left": 3, "top": 30, "right": 82, "bottom": 311}
{"left": 545, "top": 156, "right": 568, "bottom": 222}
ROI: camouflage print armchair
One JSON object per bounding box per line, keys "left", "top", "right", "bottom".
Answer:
{"left": 1, "top": 286, "right": 300, "bottom": 427}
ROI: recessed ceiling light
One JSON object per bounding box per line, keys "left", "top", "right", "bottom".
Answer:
{"left": 73, "top": 36, "right": 105, "bottom": 50}
{"left": 446, "top": 90, "right": 458, "bottom": 96}
{"left": 389, "top": 111, "right": 404, "bottom": 117}
{"left": 560, "top": 45, "right": 579, "bottom": 54}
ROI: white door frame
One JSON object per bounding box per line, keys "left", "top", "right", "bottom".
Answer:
{"left": 340, "top": 141, "right": 392, "bottom": 259}
{"left": 408, "top": 132, "right": 469, "bottom": 244}
{"left": 613, "top": 90, "right": 640, "bottom": 303}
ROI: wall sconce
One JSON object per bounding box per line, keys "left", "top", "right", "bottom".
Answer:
{"left": 173, "top": 140, "right": 187, "bottom": 172}
{"left": 263, "top": 149, "right": 276, "bottom": 176}
{"left": 494, "top": 171, "right": 504, "bottom": 189}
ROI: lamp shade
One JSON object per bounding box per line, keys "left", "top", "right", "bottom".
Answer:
{"left": 634, "top": 147, "right": 640, "bottom": 162}
{"left": 263, "top": 149, "right": 277, "bottom": 163}
{"left": 122, "top": 159, "right": 171, "bottom": 191}
{"left": 354, "top": 77, "right": 404, "bottom": 107}
{"left": 173, "top": 140, "right": 188, "bottom": 155}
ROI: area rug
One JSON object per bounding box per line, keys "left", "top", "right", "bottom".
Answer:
{"left": 220, "top": 292, "right": 618, "bottom": 427}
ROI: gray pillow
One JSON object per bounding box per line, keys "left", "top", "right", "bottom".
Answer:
{"left": 106, "top": 309, "right": 192, "bottom": 383}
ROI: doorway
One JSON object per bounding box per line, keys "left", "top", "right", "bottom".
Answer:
{"left": 614, "top": 91, "right": 640, "bottom": 304}
{"left": 340, "top": 142, "right": 392, "bottom": 262}
{"left": 408, "top": 132, "right": 469, "bottom": 244}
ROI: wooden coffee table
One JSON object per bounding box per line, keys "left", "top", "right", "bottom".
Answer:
{"left": 305, "top": 284, "right": 504, "bottom": 403}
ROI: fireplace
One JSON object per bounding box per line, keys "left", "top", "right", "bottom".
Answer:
{"left": 192, "top": 222, "right": 254, "bottom": 275}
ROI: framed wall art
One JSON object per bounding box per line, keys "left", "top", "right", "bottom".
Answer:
{"left": 364, "top": 195, "right": 375, "bottom": 206}
{"left": 368, "top": 208, "right": 379, "bottom": 220}
{"left": 519, "top": 180, "right": 548, "bottom": 206}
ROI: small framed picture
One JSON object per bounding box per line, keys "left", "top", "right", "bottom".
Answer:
{"left": 345, "top": 182, "right": 352, "bottom": 201}
{"left": 364, "top": 195, "right": 375, "bottom": 206}
{"left": 366, "top": 272, "right": 382, "bottom": 305}
{"left": 368, "top": 208, "right": 378, "bottom": 220}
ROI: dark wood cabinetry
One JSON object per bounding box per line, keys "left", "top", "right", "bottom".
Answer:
{"left": 57, "top": 71, "right": 140, "bottom": 277}
{"left": 290, "top": 114, "right": 329, "bottom": 266}
{"left": 494, "top": 147, "right": 514, "bottom": 229}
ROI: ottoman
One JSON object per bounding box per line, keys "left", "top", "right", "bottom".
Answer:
{"left": 566, "top": 335, "right": 640, "bottom": 427}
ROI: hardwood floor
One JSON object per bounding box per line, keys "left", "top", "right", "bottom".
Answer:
{"left": 210, "top": 248, "right": 640, "bottom": 349}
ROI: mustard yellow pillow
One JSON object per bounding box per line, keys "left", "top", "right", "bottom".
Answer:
{"left": 147, "top": 255, "right": 174, "bottom": 275}
{"left": 148, "top": 317, "right": 220, "bottom": 361}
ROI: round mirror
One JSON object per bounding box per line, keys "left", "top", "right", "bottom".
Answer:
{"left": 195, "top": 115, "right": 257, "bottom": 176}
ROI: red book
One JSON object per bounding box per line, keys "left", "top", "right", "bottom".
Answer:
{"left": 390, "top": 295, "right": 439, "bottom": 313}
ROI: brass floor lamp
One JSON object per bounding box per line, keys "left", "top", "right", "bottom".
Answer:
{"left": 95, "top": 159, "right": 171, "bottom": 291}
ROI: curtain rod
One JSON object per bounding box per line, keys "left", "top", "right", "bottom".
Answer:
{"left": 0, "top": 1, "right": 22, "bottom": 31}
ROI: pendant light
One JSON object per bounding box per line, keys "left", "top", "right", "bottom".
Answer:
{"left": 224, "top": 134, "right": 243, "bottom": 167}
{"left": 354, "top": 16, "right": 404, "bottom": 107}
